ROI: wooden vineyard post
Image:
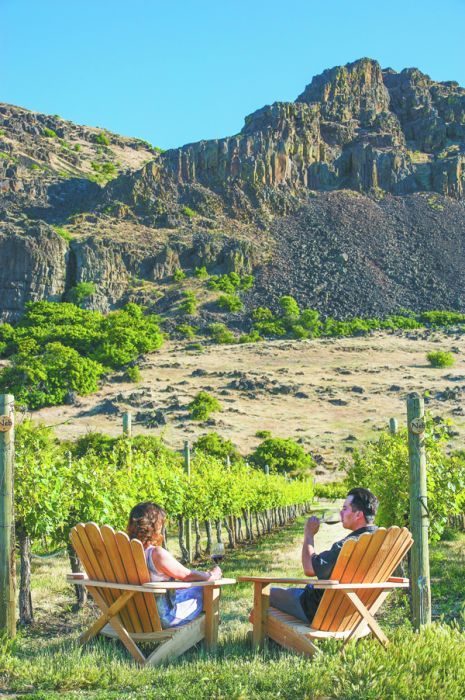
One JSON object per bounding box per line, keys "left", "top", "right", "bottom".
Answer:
{"left": 122, "top": 411, "right": 132, "bottom": 437}
{"left": 389, "top": 417, "right": 398, "bottom": 435}
{"left": 184, "top": 441, "right": 192, "bottom": 563}
{"left": 0, "top": 394, "right": 16, "bottom": 637}
{"left": 407, "top": 393, "right": 431, "bottom": 629}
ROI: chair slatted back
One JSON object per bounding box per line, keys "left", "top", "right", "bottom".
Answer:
{"left": 70, "top": 522, "right": 163, "bottom": 633}
{"left": 312, "top": 527, "right": 413, "bottom": 633}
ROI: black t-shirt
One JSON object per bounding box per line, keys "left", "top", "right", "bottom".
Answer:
{"left": 300, "top": 526, "right": 378, "bottom": 623}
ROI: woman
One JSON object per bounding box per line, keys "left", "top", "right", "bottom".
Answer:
{"left": 127, "top": 501, "right": 222, "bottom": 628}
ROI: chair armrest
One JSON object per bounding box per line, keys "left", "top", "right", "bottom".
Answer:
{"left": 388, "top": 576, "right": 409, "bottom": 584}
{"left": 142, "top": 578, "right": 236, "bottom": 590}
{"left": 238, "top": 576, "right": 317, "bottom": 585}
{"left": 66, "top": 574, "right": 166, "bottom": 593}
{"left": 312, "top": 580, "right": 410, "bottom": 590}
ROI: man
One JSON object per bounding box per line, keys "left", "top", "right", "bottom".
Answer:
{"left": 269, "top": 487, "right": 379, "bottom": 623}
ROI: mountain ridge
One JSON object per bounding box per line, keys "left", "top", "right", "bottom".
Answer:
{"left": 1, "top": 57, "right": 465, "bottom": 321}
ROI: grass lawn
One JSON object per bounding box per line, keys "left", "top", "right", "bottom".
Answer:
{"left": 1, "top": 518, "right": 464, "bottom": 699}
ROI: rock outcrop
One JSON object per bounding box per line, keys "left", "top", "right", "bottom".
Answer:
{"left": 1, "top": 57, "right": 465, "bottom": 320}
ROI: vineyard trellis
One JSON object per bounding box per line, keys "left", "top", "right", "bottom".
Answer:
{"left": 6, "top": 405, "right": 314, "bottom": 627}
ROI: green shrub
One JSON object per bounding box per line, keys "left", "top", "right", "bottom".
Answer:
{"left": 420, "top": 310, "right": 465, "bottom": 326}
{"left": 255, "top": 430, "right": 272, "bottom": 439}
{"left": 209, "top": 272, "right": 254, "bottom": 294}
{"left": 66, "top": 282, "right": 96, "bottom": 306}
{"left": 173, "top": 268, "right": 186, "bottom": 281}
{"left": 239, "top": 330, "right": 262, "bottom": 343}
{"left": 125, "top": 365, "right": 141, "bottom": 382}
{"left": 189, "top": 391, "right": 222, "bottom": 421}
{"left": 74, "top": 144, "right": 81, "bottom": 151}
{"left": 0, "top": 341, "right": 104, "bottom": 409}
{"left": 182, "top": 206, "right": 197, "bottom": 218}
{"left": 208, "top": 323, "right": 235, "bottom": 344}
{"left": 250, "top": 437, "right": 315, "bottom": 477}
{"left": 0, "top": 301, "right": 163, "bottom": 408}
{"left": 193, "top": 432, "right": 239, "bottom": 461}
{"left": 194, "top": 266, "right": 209, "bottom": 279}
{"left": 94, "top": 132, "right": 110, "bottom": 146}
{"left": 279, "top": 295, "right": 300, "bottom": 320}
{"left": 90, "top": 161, "right": 117, "bottom": 183}
{"left": 427, "top": 351, "right": 455, "bottom": 368}
{"left": 179, "top": 291, "right": 197, "bottom": 315}
{"left": 42, "top": 127, "right": 57, "bottom": 138}
{"left": 186, "top": 342, "right": 204, "bottom": 352}
{"left": 217, "top": 294, "right": 244, "bottom": 312}
{"left": 252, "top": 307, "right": 274, "bottom": 322}
{"left": 175, "top": 324, "right": 196, "bottom": 339}
{"left": 52, "top": 226, "right": 73, "bottom": 244}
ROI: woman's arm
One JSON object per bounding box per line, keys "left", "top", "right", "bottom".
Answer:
{"left": 152, "top": 547, "right": 221, "bottom": 581}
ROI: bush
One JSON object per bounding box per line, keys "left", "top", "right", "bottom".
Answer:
{"left": 279, "top": 295, "right": 300, "bottom": 321}
{"left": 186, "top": 342, "right": 204, "bottom": 352}
{"left": 42, "top": 127, "right": 57, "bottom": 138}
{"left": 0, "top": 342, "right": 104, "bottom": 408}
{"left": 208, "top": 272, "right": 254, "bottom": 294}
{"left": 250, "top": 437, "right": 315, "bottom": 477}
{"left": 94, "top": 132, "right": 110, "bottom": 146}
{"left": 52, "top": 226, "right": 73, "bottom": 244}
{"left": 175, "top": 324, "right": 196, "bottom": 339}
{"left": 251, "top": 307, "right": 274, "bottom": 322}
{"left": 0, "top": 301, "right": 163, "bottom": 408}
{"left": 189, "top": 391, "right": 222, "bottom": 421}
{"left": 427, "top": 351, "right": 455, "bottom": 368}
{"left": 125, "top": 365, "right": 141, "bottom": 382}
{"left": 182, "top": 206, "right": 197, "bottom": 218}
{"left": 179, "top": 291, "right": 197, "bottom": 315}
{"left": 66, "top": 282, "right": 95, "bottom": 306}
{"left": 239, "top": 330, "right": 262, "bottom": 343}
{"left": 208, "top": 323, "right": 235, "bottom": 344}
{"left": 217, "top": 294, "right": 244, "bottom": 312}
{"left": 194, "top": 266, "right": 209, "bottom": 279}
{"left": 255, "top": 430, "right": 272, "bottom": 439}
{"left": 193, "top": 432, "right": 239, "bottom": 462}
{"left": 173, "top": 268, "right": 186, "bottom": 281}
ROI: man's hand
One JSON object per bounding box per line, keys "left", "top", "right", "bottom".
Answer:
{"left": 305, "top": 516, "right": 320, "bottom": 536}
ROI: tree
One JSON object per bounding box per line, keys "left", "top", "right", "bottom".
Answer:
{"left": 194, "top": 432, "right": 240, "bottom": 462}
{"left": 250, "top": 437, "right": 315, "bottom": 477}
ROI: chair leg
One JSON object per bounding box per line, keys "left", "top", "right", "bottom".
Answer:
{"left": 343, "top": 591, "right": 389, "bottom": 647}
{"left": 79, "top": 589, "right": 146, "bottom": 666}
{"left": 252, "top": 583, "right": 270, "bottom": 650}
{"left": 204, "top": 587, "right": 221, "bottom": 651}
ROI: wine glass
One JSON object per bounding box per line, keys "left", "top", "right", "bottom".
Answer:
{"left": 319, "top": 509, "right": 341, "bottom": 525}
{"left": 211, "top": 542, "right": 225, "bottom": 564}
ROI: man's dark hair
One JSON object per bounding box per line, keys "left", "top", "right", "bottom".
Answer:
{"left": 347, "top": 487, "right": 379, "bottom": 523}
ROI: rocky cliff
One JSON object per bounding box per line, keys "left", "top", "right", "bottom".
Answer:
{"left": 1, "top": 58, "right": 465, "bottom": 320}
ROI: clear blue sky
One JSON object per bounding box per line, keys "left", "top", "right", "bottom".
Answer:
{"left": 3, "top": 0, "right": 465, "bottom": 150}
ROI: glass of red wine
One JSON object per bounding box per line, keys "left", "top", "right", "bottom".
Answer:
{"left": 319, "top": 509, "right": 341, "bottom": 525}
{"left": 211, "top": 542, "right": 225, "bottom": 564}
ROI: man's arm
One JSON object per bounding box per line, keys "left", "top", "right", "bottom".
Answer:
{"left": 302, "top": 516, "right": 320, "bottom": 577}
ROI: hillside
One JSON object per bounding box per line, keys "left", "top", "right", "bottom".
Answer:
{"left": 1, "top": 57, "right": 465, "bottom": 321}
{"left": 32, "top": 329, "right": 465, "bottom": 476}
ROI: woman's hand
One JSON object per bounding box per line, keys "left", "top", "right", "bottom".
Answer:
{"left": 209, "top": 565, "right": 222, "bottom": 581}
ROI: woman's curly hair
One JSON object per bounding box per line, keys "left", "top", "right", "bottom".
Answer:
{"left": 127, "top": 502, "right": 166, "bottom": 547}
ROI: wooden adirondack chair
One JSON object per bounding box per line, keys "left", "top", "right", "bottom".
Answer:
{"left": 239, "top": 526, "right": 413, "bottom": 656}
{"left": 67, "top": 522, "right": 235, "bottom": 666}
